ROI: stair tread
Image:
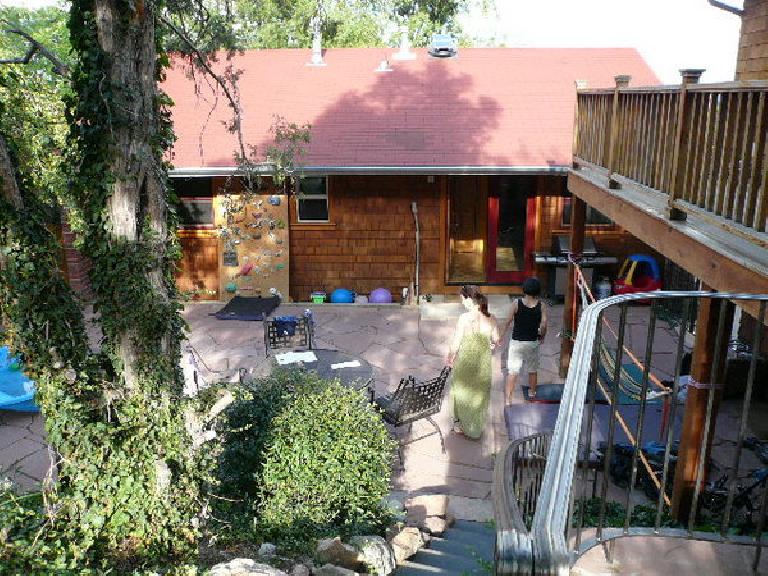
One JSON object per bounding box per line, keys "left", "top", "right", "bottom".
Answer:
{"left": 410, "top": 548, "right": 485, "bottom": 570}
{"left": 395, "top": 562, "right": 466, "bottom": 576}
{"left": 394, "top": 522, "right": 496, "bottom": 576}
{"left": 452, "top": 520, "right": 495, "bottom": 535}
{"left": 441, "top": 528, "right": 495, "bottom": 542}
{"left": 429, "top": 535, "right": 494, "bottom": 561}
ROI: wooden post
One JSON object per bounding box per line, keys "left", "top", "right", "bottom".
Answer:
{"left": 671, "top": 289, "right": 734, "bottom": 520}
{"left": 559, "top": 196, "right": 587, "bottom": 377}
{"left": 607, "top": 75, "right": 631, "bottom": 189}
{"left": 668, "top": 68, "right": 705, "bottom": 220}
{"left": 572, "top": 79, "right": 588, "bottom": 169}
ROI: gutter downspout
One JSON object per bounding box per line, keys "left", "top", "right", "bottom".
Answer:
{"left": 411, "top": 201, "right": 420, "bottom": 302}
{"left": 707, "top": 0, "right": 743, "bottom": 16}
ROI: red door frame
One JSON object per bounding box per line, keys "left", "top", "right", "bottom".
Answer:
{"left": 486, "top": 195, "right": 536, "bottom": 283}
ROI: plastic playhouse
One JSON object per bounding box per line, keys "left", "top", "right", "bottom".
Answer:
{"left": 613, "top": 254, "right": 662, "bottom": 296}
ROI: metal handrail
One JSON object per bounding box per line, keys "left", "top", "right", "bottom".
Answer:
{"left": 508, "top": 290, "right": 768, "bottom": 575}
{"left": 494, "top": 432, "right": 552, "bottom": 576}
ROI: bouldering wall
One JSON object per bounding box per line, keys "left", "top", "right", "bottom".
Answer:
{"left": 213, "top": 176, "right": 290, "bottom": 301}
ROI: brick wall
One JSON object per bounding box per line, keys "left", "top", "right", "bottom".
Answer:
{"left": 736, "top": 0, "right": 768, "bottom": 80}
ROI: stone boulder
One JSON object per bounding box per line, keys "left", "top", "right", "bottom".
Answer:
{"left": 350, "top": 535, "right": 396, "bottom": 576}
{"left": 389, "top": 526, "right": 425, "bottom": 564}
{"left": 259, "top": 543, "right": 277, "bottom": 557}
{"left": 292, "top": 564, "right": 311, "bottom": 576}
{"left": 209, "top": 559, "right": 289, "bottom": 576}
{"left": 422, "top": 514, "right": 455, "bottom": 535}
{"left": 405, "top": 494, "right": 452, "bottom": 534}
{"left": 405, "top": 494, "right": 448, "bottom": 519}
{"left": 313, "top": 564, "right": 359, "bottom": 576}
{"left": 316, "top": 537, "right": 363, "bottom": 571}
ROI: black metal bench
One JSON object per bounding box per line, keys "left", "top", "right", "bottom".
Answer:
{"left": 374, "top": 366, "right": 451, "bottom": 468}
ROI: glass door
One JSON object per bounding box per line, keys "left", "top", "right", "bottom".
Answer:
{"left": 448, "top": 176, "right": 487, "bottom": 283}
{"left": 486, "top": 176, "right": 536, "bottom": 283}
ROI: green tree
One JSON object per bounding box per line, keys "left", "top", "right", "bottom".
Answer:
{"left": 234, "top": 0, "right": 473, "bottom": 49}
{"left": 0, "top": 6, "right": 72, "bottom": 74}
{"left": 0, "top": 0, "right": 234, "bottom": 570}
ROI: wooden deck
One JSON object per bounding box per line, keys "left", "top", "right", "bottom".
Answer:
{"left": 569, "top": 167, "right": 768, "bottom": 294}
{"left": 571, "top": 76, "right": 768, "bottom": 305}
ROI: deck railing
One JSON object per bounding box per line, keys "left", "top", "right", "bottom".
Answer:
{"left": 574, "top": 74, "right": 768, "bottom": 246}
{"left": 493, "top": 291, "right": 768, "bottom": 576}
{"left": 494, "top": 432, "right": 551, "bottom": 575}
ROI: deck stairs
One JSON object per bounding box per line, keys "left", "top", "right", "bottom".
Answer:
{"left": 395, "top": 520, "right": 495, "bottom": 576}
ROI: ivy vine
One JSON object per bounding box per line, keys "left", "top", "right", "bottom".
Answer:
{"left": 0, "top": 1, "right": 223, "bottom": 572}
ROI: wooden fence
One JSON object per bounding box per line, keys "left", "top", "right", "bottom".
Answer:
{"left": 574, "top": 79, "right": 768, "bottom": 245}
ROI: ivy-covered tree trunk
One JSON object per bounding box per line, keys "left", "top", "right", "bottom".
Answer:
{"left": 1, "top": 0, "right": 241, "bottom": 567}
{"left": 72, "top": 0, "right": 179, "bottom": 390}
{"left": 56, "top": 0, "right": 210, "bottom": 564}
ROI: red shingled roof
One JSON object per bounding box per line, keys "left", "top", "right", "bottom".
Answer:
{"left": 163, "top": 48, "right": 658, "bottom": 170}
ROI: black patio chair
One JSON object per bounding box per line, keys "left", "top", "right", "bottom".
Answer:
{"left": 264, "top": 316, "right": 314, "bottom": 357}
{"left": 374, "top": 366, "right": 451, "bottom": 468}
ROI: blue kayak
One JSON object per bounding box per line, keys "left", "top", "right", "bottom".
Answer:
{"left": 0, "top": 346, "right": 38, "bottom": 412}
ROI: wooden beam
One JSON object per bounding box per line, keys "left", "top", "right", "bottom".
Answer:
{"left": 567, "top": 172, "right": 768, "bottom": 312}
{"left": 439, "top": 175, "right": 449, "bottom": 288}
{"left": 671, "top": 292, "right": 733, "bottom": 520}
{"left": 559, "top": 196, "right": 586, "bottom": 377}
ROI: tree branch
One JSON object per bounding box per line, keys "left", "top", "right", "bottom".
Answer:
{"left": 0, "top": 28, "right": 70, "bottom": 77}
{"left": 157, "top": 13, "right": 247, "bottom": 162}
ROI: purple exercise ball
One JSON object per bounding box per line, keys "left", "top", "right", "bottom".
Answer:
{"left": 369, "top": 288, "right": 393, "bottom": 304}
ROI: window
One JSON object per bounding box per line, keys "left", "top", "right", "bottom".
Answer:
{"left": 561, "top": 197, "right": 613, "bottom": 227}
{"left": 296, "top": 177, "right": 329, "bottom": 222}
{"left": 172, "top": 177, "right": 214, "bottom": 227}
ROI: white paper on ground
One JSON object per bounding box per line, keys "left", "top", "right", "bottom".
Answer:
{"left": 275, "top": 351, "right": 317, "bottom": 365}
{"left": 330, "top": 360, "right": 361, "bottom": 369}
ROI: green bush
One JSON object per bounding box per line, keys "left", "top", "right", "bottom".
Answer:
{"left": 214, "top": 370, "right": 317, "bottom": 499}
{"left": 255, "top": 378, "right": 395, "bottom": 542}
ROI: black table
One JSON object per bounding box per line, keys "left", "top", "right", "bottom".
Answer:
{"left": 273, "top": 348, "right": 375, "bottom": 399}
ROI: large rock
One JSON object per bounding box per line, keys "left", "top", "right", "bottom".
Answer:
{"left": 422, "top": 514, "right": 455, "bottom": 535}
{"left": 405, "top": 494, "right": 448, "bottom": 525}
{"left": 313, "top": 564, "right": 359, "bottom": 576}
{"left": 390, "top": 526, "right": 425, "bottom": 564}
{"left": 292, "top": 565, "right": 311, "bottom": 576}
{"left": 259, "top": 543, "right": 277, "bottom": 557}
{"left": 316, "top": 537, "right": 363, "bottom": 570}
{"left": 350, "top": 535, "right": 396, "bottom": 576}
{"left": 209, "top": 559, "right": 289, "bottom": 576}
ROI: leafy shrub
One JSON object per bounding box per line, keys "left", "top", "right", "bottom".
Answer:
{"left": 254, "top": 378, "right": 395, "bottom": 543}
{"left": 215, "top": 369, "right": 325, "bottom": 499}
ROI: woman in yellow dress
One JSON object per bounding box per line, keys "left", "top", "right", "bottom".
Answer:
{"left": 446, "top": 285, "right": 499, "bottom": 439}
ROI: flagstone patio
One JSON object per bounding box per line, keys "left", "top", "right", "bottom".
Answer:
{"left": 0, "top": 298, "right": 693, "bottom": 519}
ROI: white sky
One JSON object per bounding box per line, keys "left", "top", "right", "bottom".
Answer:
{"left": 460, "top": 0, "right": 743, "bottom": 84}
{"left": 2, "top": 0, "right": 744, "bottom": 84}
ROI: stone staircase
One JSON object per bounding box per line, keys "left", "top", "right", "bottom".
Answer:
{"left": 395, "top": 520, "right": 495, "bottom": 576}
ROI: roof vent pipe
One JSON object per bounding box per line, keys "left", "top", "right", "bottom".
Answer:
{"left": 375, "top": 58, "right": 393, "bottom": 72}
{"left": 307, "top": 14, "right": 326, "bottom": 66}
{"left": 392, "top": 24, "right": 416, "bottom": 61}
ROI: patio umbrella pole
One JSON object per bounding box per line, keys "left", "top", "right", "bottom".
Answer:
{"left": 411, "top": 201, "right": 420, "bottom": 302}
